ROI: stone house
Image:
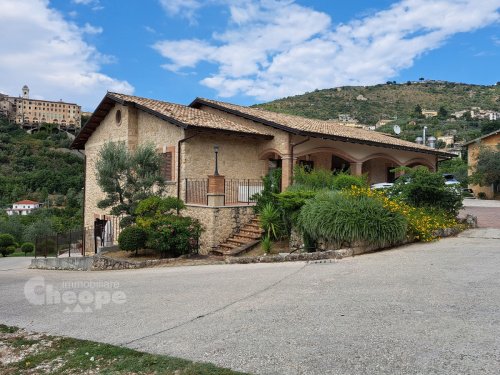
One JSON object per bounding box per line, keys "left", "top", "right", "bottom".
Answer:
{"left": 464, "top": 129, "right": 500, "bottom": 199}
{"left": 72, "top": 92, "right": 454, "bottom": 253}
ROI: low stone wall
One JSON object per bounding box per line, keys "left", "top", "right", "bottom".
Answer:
{"left": 185, "top": 205, "right": 255, "bottom": 254}
{"left": 30, "top": 257, "right": 94, "bottom": 271}
{"left": 29, "top": 255, "right": 188, "bottom": 271}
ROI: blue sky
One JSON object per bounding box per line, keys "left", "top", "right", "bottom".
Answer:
{"left": 0, "top": 0, "right": 499, "bottom": 111}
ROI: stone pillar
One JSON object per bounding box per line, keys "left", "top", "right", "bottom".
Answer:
{"left": 281, "top": 155, "right": 294, "bottom": 191}
{"left": 350, "top": 162, "right": 363, "bottom": 176}
{"left": 207, "top": 175, "right": 225, "bottom": 206}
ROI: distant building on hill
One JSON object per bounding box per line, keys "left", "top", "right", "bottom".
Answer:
{"left": 422, "top": 109, "right": 438, "bottom": 118}
{"left": 375, "top": 119, "right": 393, "bottom": 128}
{"left": 6, "top": 200, "right": 42, "bottom": 216}
{"left": 437, "top": 135, "right": 454, "bottom": 147}
{"left": 0, "top": 85, "right": 82, "bottom": 132}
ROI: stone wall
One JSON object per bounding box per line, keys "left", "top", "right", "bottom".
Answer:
{"left": 185, "top": 205, "right": 256, "bottom": 254}
{"left": 84, "top": 103, "right": 132, "bottom": 227}
{"left": 468, "top": 133, "right": 500, "bottom": 199}
{"left": 183, "top": 133, "right": 267, "bottom": 180}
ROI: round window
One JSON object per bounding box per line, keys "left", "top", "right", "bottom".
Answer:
{"left": 115, "top": 109, "right": 122, "bottom": 126}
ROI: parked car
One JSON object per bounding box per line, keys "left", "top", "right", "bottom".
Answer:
{"left": 443, "top": 173, "right": 460, "bottom": 186}
{"left": 462, "top": 188, "right": 475, "bottom": 198}
{"left": 370, "top": 182, "right": 394, "bottom": 190}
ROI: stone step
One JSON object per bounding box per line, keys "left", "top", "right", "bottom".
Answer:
{"left": 219, "top": 242, "right": 238, "bottom": 250}
{"left": 238, "top": 233, "right": 262, "bottom": 241}
{"left": 239, "top": 227, "right": 263, "bottom": 235}
{"left": 227, "top": 237, "right": 251, "bottom": 246}
{"left": 244, "top": 223, "right": 263, "bottom": 231}
{"left": 219, "top": 239, "right": 260, "bottom": 256}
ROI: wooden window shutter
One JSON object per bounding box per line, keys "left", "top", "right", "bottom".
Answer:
{"left": 161, "top": 152, "right": 173, "bottom": 181}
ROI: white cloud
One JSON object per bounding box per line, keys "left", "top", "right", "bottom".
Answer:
{"left": 81, "top": 22, "right": 103, "bottom": 35}
{"left": 158, "top": 0, "right": 203, "bottom": 22}
{"left": 154, "top": 0, "right": 500, "bottom": 101}
{"left": 72, "top": 0, "right": 96, "bottom": 5}
{"left": 0, "top": 0, "right": 133, "bottom": 110}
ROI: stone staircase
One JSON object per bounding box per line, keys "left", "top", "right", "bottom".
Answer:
{"left": 212, "top": 217, "right": 264, "bottom": 256}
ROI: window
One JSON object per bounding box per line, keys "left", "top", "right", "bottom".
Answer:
{"left": 115, "top": 109, "right": 122, "bottom": 126}
{"left": 160, "top": 152, "right": 173, "bottom": 181}
{"left": 299, "top": 160, "right": 314, "bottom": 172}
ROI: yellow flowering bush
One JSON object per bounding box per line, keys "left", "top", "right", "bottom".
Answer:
{"left": 344, "top": 186, "right": 462, "bottom": 242}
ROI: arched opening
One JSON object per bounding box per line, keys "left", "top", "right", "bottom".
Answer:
{"left": 259, "top": 149, "right": 283, "bottom": 175}
{"left": 361, "top": 155, "right": 402, "bottom": 184}
{"left": 295, "top": 148, "right": 355, "bottom": 174}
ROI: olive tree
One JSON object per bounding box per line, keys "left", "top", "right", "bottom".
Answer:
{"left": 470, "top": 145, "right": 500, "bottom": 192}
{"left": 95, "top": 142, "right": 165, "bottom": 227}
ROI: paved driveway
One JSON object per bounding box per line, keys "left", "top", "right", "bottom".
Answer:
{"left": 461, "top": 198, "right": 500, "bottom": 229}
{"left": 1, "top": 233, "right": 499, "bottom": 375}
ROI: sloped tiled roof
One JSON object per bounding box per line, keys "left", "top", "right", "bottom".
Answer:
{"left": 72, "top": 93, "right": 271, "bottom": 149}
{"left": 191, "top": 98, "right": 455, "bottom": 157}
{"left": 463, "top": 129, "right": 500, "bottom": 146}
{"left": 15, "top": 200, "right": 39, "bottom": 205}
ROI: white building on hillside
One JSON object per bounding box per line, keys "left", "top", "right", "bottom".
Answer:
{"left": 6, "top": 200, "right": 42, "bottom": 216}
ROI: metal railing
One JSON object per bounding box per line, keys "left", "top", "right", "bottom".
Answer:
{"left": 225, "top": 179, "right": 264, "bottom": 205}
{"left": 185, "top": 178, "right": 209, "bottom": 205}
{"left": 34, "top": 228, "right": 85, "bottom": 258}
{"left": 184, "top": 178, "right": 264, "bottom": 206}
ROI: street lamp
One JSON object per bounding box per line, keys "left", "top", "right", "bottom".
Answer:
{"left": 213, "top": 144, "right": 219, "bottom": 176}
{"left": 423, "top": 126, "right": 428, "bottom": 145}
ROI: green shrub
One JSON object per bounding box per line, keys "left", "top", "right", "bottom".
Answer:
{"left": 332, "top": 172, "right": 367, "bottom": 190}
{"left": 134, "top": 197, "right": 202, "bottom": 258}
{"left": 144, "top": 216, "right": 202, "bottom": 258}
{"left": 259, "top": 203, "right": 282, "bottom": 240}
{"left": 390, "top": 167, "right": 463, "bottom": 215}
{"left": 0, "top": 234, "right": 17, "bottom": 257}
{"left": 253, "top": 169, "right": 282, "bottom": 212}
{"left": 135, "top": 196, "right": 185, "bottom": 219}
{"left": 261, "top": 235, "right": 272, "bottom": 254}
{"left": 118, "top": 226, "right": 148, "bottom": 255}
{"left": 293, "top": 166, "right": 336, "bottom": 190}
{"left": 275, "top": 189, "right": 316, "bottom": 234}
{"left": 20, "top": 242, "right": 34, "bottom": 256}
{"left": 297, "top": 191, "right": 407, "bottom": 248}
{"left": 478, "top": 192, "right": 487, "bottom": 199}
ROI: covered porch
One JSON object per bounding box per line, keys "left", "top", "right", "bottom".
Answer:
{"left": 258, "top": 136, "right": 439, "bottom": 189}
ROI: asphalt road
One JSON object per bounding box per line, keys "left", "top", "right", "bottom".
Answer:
{"left": 1, "top": 230, "right": 499, "bottom": 375}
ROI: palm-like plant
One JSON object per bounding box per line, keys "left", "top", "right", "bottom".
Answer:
{"left": 260, "top": 203, "right": 282, "bottom": 240}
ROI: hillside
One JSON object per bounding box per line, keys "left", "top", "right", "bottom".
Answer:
{"left": 0, "top": 116, "right": 84, "bottom": 244}
{"left": 256, "top": 81, "right": 500, "bottom": 125}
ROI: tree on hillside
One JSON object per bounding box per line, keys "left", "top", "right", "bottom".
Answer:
{"left": 438, "top": 106, "right": 448, "bottom": 119}
{"left": 95, "top": 142, "right": 165, "bottom": 227}
{"left": 480, "top": 120, "right": 500, "bottom": 135}
{"left": 413, "top": 104, "right": 423, "bottom": 118}
{"left": 463, "top": 111, "right": 473, "bottom": 121}
{"left": 469, "top": 145, "right": 500, "bottom": 192}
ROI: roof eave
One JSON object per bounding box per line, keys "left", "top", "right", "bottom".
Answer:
{"left": 190, "top": 98, "right": 302, "bottom": 135}
{"left": 191, "top": 98, "right": 455, "bottom": 158}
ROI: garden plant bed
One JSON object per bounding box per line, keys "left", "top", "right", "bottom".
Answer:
{"left": 0, "top": 324, "right": 245, "bottom": 374}
{"left": 30, "top": 221, "right": 468, "bottom": 271}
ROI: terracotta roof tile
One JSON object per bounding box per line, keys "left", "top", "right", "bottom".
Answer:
{"left": 108, "top": 93, "right": 270, "bottom": 137}
{"left": 192, "top": 98, "right": 455, "bottom": 157}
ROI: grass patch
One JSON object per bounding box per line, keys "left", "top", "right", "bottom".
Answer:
{"left": 0, "top": 324, "right": 248, "bottom": 374}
